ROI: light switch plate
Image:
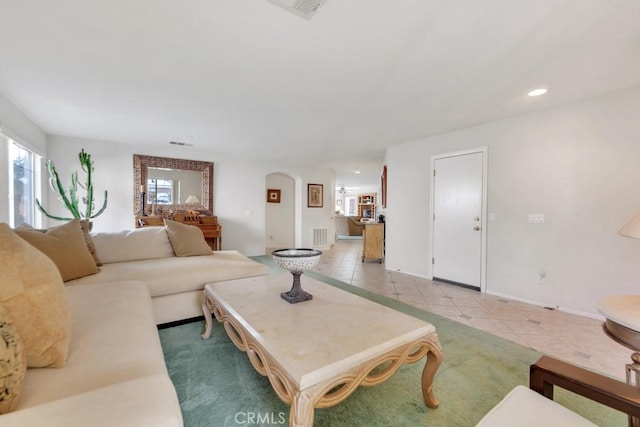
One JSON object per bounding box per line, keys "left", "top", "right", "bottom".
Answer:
{"left": 528, "top": 213, "right": 545, "bottom": 224}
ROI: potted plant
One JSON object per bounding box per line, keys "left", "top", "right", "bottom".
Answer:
{"left": 36, "top": 149, "right": 108, "bottom": 222}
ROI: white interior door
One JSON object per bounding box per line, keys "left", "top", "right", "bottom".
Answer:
{"left": 432, "top": 151, "right": 484, "bottom": 289}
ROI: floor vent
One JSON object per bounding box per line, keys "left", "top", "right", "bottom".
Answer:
{"left": 313, "top": 228, "right": 328, "bottom": 246}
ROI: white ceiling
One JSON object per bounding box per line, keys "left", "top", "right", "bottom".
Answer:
{"left": 1, "top": 0, "right": 639, "bottom": 188}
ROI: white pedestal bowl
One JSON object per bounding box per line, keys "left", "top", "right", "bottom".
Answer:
{"left": 272, "top": 248, "right": 322, "bottom": 304}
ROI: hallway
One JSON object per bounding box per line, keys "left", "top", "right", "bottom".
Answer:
{"left": 312, "top": 239, "right": 631, "bottom": 381}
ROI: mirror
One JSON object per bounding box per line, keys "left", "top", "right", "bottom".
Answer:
{"left": 133, "top": 154, "right": 214, "bottom": 217}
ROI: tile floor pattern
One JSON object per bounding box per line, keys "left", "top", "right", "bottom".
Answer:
{"left": 311, "top": 239, "right": 632, "bottom": 381}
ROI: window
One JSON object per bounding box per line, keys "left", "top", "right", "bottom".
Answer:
{"left": 146, "top": 178, "right": 176, "bottom": 204}
{"left": 8, "top": 140, "right": 42, "bottom": 227}
{"left": 345, "top": 196, "right": 357, "bottom": 216}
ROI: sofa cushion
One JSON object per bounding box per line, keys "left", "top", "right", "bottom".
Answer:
{"left": 15, "top": 220, "right": 98, "bottom": 281}
{"left": 0, "top": 223, "right": 71, "bottom": 368}
{"left": 0, "top": 374, "right": 182, "bottom": 427}
{"left": 164, "top": 219, "right": 213, "bottom": 256}
{"left": 92, "top": 227, "right": 174, "bottom": 264}
{"left": 0, "top": 305, "right": 27, "bottom": 414}
{"left": 16, "top": 282, "right": 169, "bottom": 409}
{"left": 475, "top": 385, "right": 597, "bottom": 427}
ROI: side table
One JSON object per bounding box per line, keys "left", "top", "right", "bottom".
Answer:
{"left": 598, "top": 295, "right": 640, "bottom": 427}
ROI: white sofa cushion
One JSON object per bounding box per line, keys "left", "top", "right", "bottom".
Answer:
{"left": 91, "top": 227, "right": 174, "bottom": 264}
{"left": 476, "top": 385, "right": 597, "bottom": 427}
{"left": 65, "top": 250, "right": 270, "bottom": 297}
{"left": 16, "top": 281, "right": 168, "bottom": 410}
{"left": 0, "top": 374, "right": 182, "bottom": 427}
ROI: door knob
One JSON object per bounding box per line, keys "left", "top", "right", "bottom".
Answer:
{"left": 473, "top": 226, "right": 481, "bottom": 231}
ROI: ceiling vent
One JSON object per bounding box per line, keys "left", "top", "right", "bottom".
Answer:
{"left": 169, "top": 141, "right": 194, "bottom": 147}
{"left": 265, "top": 0, "right": 328, "bottom": 20}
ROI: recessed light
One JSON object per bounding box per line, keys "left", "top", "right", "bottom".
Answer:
{"left": 528, "top": 88, "right": 548, "bottom": 97}
{"left": 354, "top": 170, "right": 361, "bottom": 174}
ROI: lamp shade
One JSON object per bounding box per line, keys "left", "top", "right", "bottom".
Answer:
{"left": 618, "top": 212, "right": 640, "bottom": 239}
{"left": 184, "top": 195, "right": 200, "bottom": 204}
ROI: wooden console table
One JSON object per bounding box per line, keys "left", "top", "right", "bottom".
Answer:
{"left": 137, "top": 214, "right": 222, "bottom": 251}
{"left": 362, "top": 223, "right": 384, "bottom": 263}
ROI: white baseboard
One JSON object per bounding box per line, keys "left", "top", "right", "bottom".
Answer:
{"left": 485, "top": 290, "right": 604, "bottom": 321}
{"left": 383, "top": 267, "right": 604, "bottom": 321}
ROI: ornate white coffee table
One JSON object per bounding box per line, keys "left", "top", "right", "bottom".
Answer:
{"left": 201, "top": 273, "right": 443, "bottom": 426}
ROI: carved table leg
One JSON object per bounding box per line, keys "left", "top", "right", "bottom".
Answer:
{"left": 290, "top": 391, "right": 315, "bottom": 427}
{"left": 421, "top": 334, "right": 444, "bottom": 408}
{"left": 201, "top": 292, "right": 214, "bottom": 339}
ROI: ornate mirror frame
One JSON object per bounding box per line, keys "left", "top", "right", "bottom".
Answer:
{"left": 133, "top": 154, "right": 214, "bottom": 217}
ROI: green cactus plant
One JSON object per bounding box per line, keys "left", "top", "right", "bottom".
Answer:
{"left": 36, "top": 149, "right": 108, "bottom": 221}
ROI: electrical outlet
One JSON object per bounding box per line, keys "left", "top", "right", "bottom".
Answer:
{"left": 538, "top": 270, "right": 546, "bottom": 283}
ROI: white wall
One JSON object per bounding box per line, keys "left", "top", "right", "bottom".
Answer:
{"left": 44, "top": 135, "right": 336, "bottom": 256}
{"left": 386, "top": 87, "right": 640, "bottom": 316}
{"left": 0, "top": 92, "right": 47, "bottom": 153}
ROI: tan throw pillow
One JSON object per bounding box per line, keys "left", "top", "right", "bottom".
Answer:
{"left": 15, "top": 220, "right": 98, "bottom": 281}
{"left": 0, "top": 305, "right": 27, "bottom": 414}
{"left": 79, "top": 220, "right": 102, "bottom": 266}
{"left": 164, "top": 219, "right": 214, "bottom": 257}
{"left": 0, "top": 223, "right": 71, "bottom": 368}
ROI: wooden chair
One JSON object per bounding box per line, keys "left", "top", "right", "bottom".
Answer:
{"left": 477, "top": 356, "right": 640, "bottom": 426}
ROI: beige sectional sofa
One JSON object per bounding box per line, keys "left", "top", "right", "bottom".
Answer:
{"left": 66, "top": 225, "right": 270, "bottom": 324}
{"left": 0, "top": 220, "right": 270, "bottom": 426}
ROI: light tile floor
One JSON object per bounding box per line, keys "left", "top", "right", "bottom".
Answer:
{"left": 312, "top": 238, "right": 632, "bottom": 381}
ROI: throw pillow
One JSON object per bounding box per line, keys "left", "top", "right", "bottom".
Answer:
{"left": 164, "top": 219, "right": 214, "bottom": 256}
{"left": 0, "top": 223, "right": 71, "bottom": 368}
{"left": 91, "top": 226, "right": 175, "bottom": 264}
{"left": 0, "top": 305, "right": 27, "bottom": 414}
{"left": 15, "top": 220, "right": 98, "bottom": 281}
{"left": 79, "top": 219, "right": 102, "bottom": 266}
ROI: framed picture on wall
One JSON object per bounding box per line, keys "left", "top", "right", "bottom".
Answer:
{"left": 381, "top": 165, "right": 387, "bottom": 208}
{"left": 307, "top": 184, "right": 323, "bottom": 208}
{"left": 267, "top": 189, "right": 281, "bottom": 203}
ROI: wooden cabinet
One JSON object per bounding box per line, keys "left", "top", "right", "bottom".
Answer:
{"left": 362, "top": 223, "right": 384, "bottom": 263}
{"left": 137, "top": 214, "right": 222, "bottom": 251}
{"left": 357, "top": 193, "right": 376, "bottom": 220}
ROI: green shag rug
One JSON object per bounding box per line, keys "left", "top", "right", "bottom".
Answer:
{"left": 159, "top": 257, "right": 625, "bottom": 426}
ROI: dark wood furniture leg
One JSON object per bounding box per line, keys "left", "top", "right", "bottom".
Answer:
{"left": 530, "top": 356, "right": 640, "bottom": 426}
